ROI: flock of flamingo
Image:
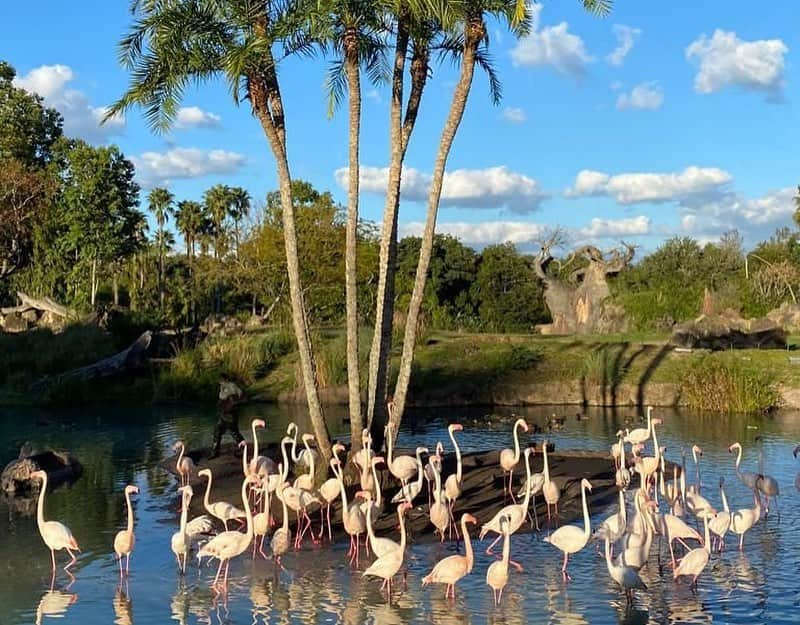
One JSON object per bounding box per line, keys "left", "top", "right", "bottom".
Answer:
{"left": 30, "top": 406, "right": 800, "bottom": 607}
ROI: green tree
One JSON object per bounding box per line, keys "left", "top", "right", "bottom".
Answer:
{"left": 174, "top": 200, "right": 205, "bottom": 260}
{"left": 110, "top": 0, "right": 333, "bottom": 460}
{"left": 203, "top": 184, "right": 233, "bottom": 260}
{"left": 228, "top": 186, "right": 251, "bottom": 259}
{"left": 0, "top": 61, "right": 63, "bottom": 167}
{"left": 148, "top": 187, "right": 174, "bottom": 311}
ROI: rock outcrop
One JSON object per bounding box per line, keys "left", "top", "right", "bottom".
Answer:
{"left": 1, "top": 446, "right": 82, "bottom": 495}
{"left": 670, "top": 309, "right": 786, "bottom": 350}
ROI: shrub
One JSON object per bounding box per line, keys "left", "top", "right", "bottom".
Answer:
{"left": 582, "top": 346, "right": 628, "bottom": 388}
{"left": 681, "top": 355, "right": 780, "bottom": 414}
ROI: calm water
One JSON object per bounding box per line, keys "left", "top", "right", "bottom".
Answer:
{"left": 1, "top": 403, "right": 799, "bottom": 625}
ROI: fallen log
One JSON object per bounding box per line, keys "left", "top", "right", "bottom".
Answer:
{"left": 30, "top": 330, "right": 153, "bottom": 392}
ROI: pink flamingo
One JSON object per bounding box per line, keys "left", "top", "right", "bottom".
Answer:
{"left": 31, "top": 470, "right": 80, "bottom": 576}
{"left": 363, "top": 500, "right": 411, "bottom": 600}
{"left": 499, "top": 418, "right": 528, "bottom": 502}
{"left": 113, "top": 484, "right": 139, "bottom": 577}
{"left": 173, "top": 441, "right": 195, "bottom": 487}
{"left": 422, "top": 513, "right": 478, "bottom": 599}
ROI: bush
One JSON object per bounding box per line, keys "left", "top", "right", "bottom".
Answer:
{"left": 681, "top": 355, "right": 780, "bottom": 414}
{"left": 106, "top": 309, "right": 162, "bottom": 349}
{"left": 582, "top": 346, "right": 628, "bottom": 388}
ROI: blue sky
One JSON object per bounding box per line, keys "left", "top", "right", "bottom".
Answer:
{"left": 3, "top": 1, "right": 799, "bottom": 253}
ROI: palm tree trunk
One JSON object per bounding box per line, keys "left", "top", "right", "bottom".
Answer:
{"left": 90, "top": 257, "right": 98, "bottom": 306}
{"left": 390, "top": 17, "right": 483, "bottom": 442}
{"left": 112, "top": 269, "right": 119, "bottom": 306}
{"left": 366, "top": 6, "right": 410, "bottom": 450}
{"left": 247, "top": 40, "right": 333, "bottom": 463}
{"left": 344, "top": 50, "right": 363, "bottom": 452}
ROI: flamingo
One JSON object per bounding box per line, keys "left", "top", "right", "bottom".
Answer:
{"left": 360, "top": 492, "right": 410, "bottom": 558}
{"left": 317, "top": 458, "right": 342, "bottom": 542}
{"left": 31, "top": 470, "right": 80, "bottom": 576}
{"left": 542, "top": 440, "right": 561, "bottom": 523}
{"left": 173, "top": 441, "right": 195, "bottom": 487}
{"left": 278, "top": 437, "right": 319, "bottom": 548}
{"left": 444, "top": 424, "right": 464, "bottom": 517}
{"left": 249, "top": 418, "right": 278, "bottom": 477}
{"left": 480, "top": 447, "right": 533, "bottom": 571}
{"left": 428, "top": 452, "right": 450, "bottom": 542}
{"left": 362, "top": 500, "right": 411, "bottom": 601}
{"left": 424, "top": 442, "right": 444, "bottom": 507}
{"left": 633, "top": 419, "right": 662, "bottom": 494}
{"left": 171, "top": 486, "right": 214, "bottom": 573}
{"left": 197, "top": 468, "right": 246, "bottom": 530}
{"left": 729, "top": 488, "right": 762, "bottom": 551}
{"left": 486, "top": 515, "right": 512, "bottom": 606}
{"left": 708, "top": 476, "right": 731, "bottom": 552}
{"left": 624, "top": 407, "right": 654, "bottom": 445}
{"left": 197, "top": 474, "right": 258, "bottom": 589}
{"left": 353, "top": 428, "right": 374, "bottom": 472}
{"left": 595, "top": 488, "right": 627, "bottom": 549}
{"left": 603, "top": 533, "right": 646, "bottom": 605}
{"left": 390, "top": 446, "right": 429, "bottom": 505}
{"left": 654, "top": 507, "right": 702, "bottom": 569}
{"left": 543, "top": 478, "right": 593, "bottom": 581}
{"left": 271, "top": 480, "right": 292, "bottom": 570}
{"left": 113, "top": 484, "right": 139, "bottom": 577}
{"left": 384, "top": 416, "right": 417, "bottom": 486}
{"left": 287, "top": 422, "right": 320, "bottom": 468}
{"left": 331, "top": 456, "right": 366, "bottom": 566}
{"left": 728, "top": 442, "right": 758, "bottom": 490}
{"left": 499, "top": 418, "right": 529, "bottom": 502}
{"left": 673, "top": 510, "right": 712, "bottom": 588}
{"left": 614, "top": 431, "right": 631, "bottom": 490}
{"left": 516, "top": 469, "right": 545, "bottom": 530}
{"left": 422, "top": 513, "right": 478, "bottom": 599}
{"left": 753, "top": 436, "right": 780, "bottom": 515}
{"left": 617, "top": 491, "right": 657, "bottom": 571}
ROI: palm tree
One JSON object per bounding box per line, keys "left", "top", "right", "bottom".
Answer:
{"left": 107, "top": 0, "right": 333, "bottom": 460}
{"left": 388, "top": 0, "right": 612, "bottom": 440}
{"left": 228, "top": 186, "right": 251, "bottom": 259}
{"left": 148, "top": 187, "right": 174, "bottom": 312}
{"left": 175, "top": 200, "right": 204, "bottom": 260}
{"left": 312, "top": 0, "right": 387, "bottom": 453}
{"left": 366, "top": 2, "right": 439, "bottom": 450}
{"left": 203, "top": 184, "right": 232, "bottom": 260}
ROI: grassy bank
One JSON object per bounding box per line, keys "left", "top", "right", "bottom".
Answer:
{"left": 2, "top": 324, "right": 795, "bottom": 414}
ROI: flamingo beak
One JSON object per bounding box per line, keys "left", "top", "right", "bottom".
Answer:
{"left": 454, "top": 424, "right": 463, "bottom": 431}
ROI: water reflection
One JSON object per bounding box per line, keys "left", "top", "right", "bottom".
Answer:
{"left": 113, "top": 584, "right": 134, "bottom": 625}
{"left": 35, "top": 588, "right": 77, "bottom": 625}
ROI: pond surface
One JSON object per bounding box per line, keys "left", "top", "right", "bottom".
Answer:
{"left": 1, "top": 402, "right": 799, "bottom": 625}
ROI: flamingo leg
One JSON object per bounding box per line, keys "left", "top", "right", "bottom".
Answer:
{"left": 561, "top": 552, "right": 571, "bottom": 581}
{"left": 64, "top": 549, "right": 77, "bottom": 572}
{"left": 508, "top": 469, "right": 516, "bottom": 503}
{"left": 485, "top": 533, "right": 502, "bottom": 555}
{"left": 126, "top": 554, "right": 131, "bottom": 574}
{"left": 213, "top": 559, "right": 224, "bottom": 586}
{"left": 327, "top": 504, "right": 333, "bottom": 542}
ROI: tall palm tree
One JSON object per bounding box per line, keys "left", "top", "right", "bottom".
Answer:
{"left": 312, "top": 0, "right": 387, "bottom": 453}
{"left": 388, "top": 0, "right": 612, "bottom": 440}
{"left": 366, "top": 2, "right": 439, "bottom": 450}
{"left": 107, "top": 0, "right": 333, "bottom": 460}
{"left": 148, "top": 186, "right": 174, "bottom": 312}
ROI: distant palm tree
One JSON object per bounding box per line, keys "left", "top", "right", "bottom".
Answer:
{"left": 228, "top": 186, "right": 251, "bottom": 259}
{"left": 148, "top": 187, "right": 173, "bottom": 311}
{"left": 174, "top": 200, "right": 204, "bottom": 260}
{"left": 203, "top": 184, "right": 232, "bottom": 260}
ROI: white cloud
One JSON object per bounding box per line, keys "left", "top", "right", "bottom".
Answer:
{"left": 686, "top": 30, "right": 788, "bottom": 98}
{"left": 616, "top": 81, "right": 664, "bottom": 111}
{"left": 174, "top": 106, "right": 221, "bottom": 129}
{"left": 565, "top": 166, "right": 732, "bottom": 204}
{"left": 681, "top": 186, "right": 796, "bottom": 234}
{"left": 606, "top": 25, "right": 641, "bottom": 66}
{"left": 132, "top": 147, "right": 246, "bottom": 187}
{"left": 336, "top": 165, "right": 547, "bottom": 213}
{"left": 501, "top": 106, "right": 527, "bottom": 124}
{"left": 510, "top": 4, "right": 592, "bottom": 79}
{"left": 401, "top": 220, "right": 547, "bottom": 247}
{"left": 580, "top": 216, "right": 651, "bottom": 238}
{"left": 13, "top": 64, "right": 125, "bottom": 143}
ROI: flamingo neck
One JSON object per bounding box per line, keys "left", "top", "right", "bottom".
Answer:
{"left": 449, "top": 429, "right": 462, "bottom": 482}
{"left": 734, "top": 446, "right": 742, "bottom": 472}
{"left": 542, "top": 445, "right": 551, "bottom": 482}
{"left": 520, "top": 451, "right": 532, "bottom": 511}
{"left": 462, "top": 518, "right": 474, "bottom": 571}
{"left": 371, "top": 461, "right": 382, "bottom": 506}
{"left": 720, "top": 485, "right": 729, "bottom": 513}
{"left": 304, "top": 439, "right": 315, "bottom": 478}
{"left": 241, "top": 440, "right": 250, "bottom": 475}
{"left": 501, "top": 527, "right": 510, "bottom": 565}
{"left": 290, "top": 429, "right": 300, "bottom": 462}
{"left": 36, "top": 472, "right": 47, "bottom": 528}
{"left": 652, "top": 425, "right": 660, "bottom": 460}
{"left": 366, "top": 502, "right": 377, "bottom": 541}
{"left": 581, "top": 483, "right": 590, "bottom": 538}
{"left": 176, "top": 443, "right": 185, "bottom": 468}
{"left": 619, "top": 489, "right": 626, "bottom": 524}
{"left": 280, "top": 442, "right": 290, "bottom": 481}
{"left": 335, "top": 468, "right": 349, "bottom": 511}
{"left": 202, "top": 472, "right": 213, "bottom": 509}
{"left": 512, "top": 423, "right": 521, "bottom": 463}
{"left": 432, "top": 457, "right": 442, "bottom": 500}
{"left": 702, "top": 514, "right": 710, "bottom": 554}
{"left": 125, "top": 491, "right": 134, "bottom": 534}
{"left": 386, "top": 431, "right": 395, "bottom": 466}
{"left": 603, "top": 537, "right": 613, "bottom": 571}
{"left": 414, "top": 450, "right": 424, "bottom": 488}
{"left": 280, "top": 491, "right": 289, "bottom": 532}
{"left": 179, "top": 493, "right": 189, "bottom": 534}
{"left": 398, "top": 507, "right": 407, "bottom": 551}
{"left": 240, "top": 477, "right": 254, "bottom": 541}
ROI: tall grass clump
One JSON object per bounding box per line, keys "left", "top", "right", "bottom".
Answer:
{"left": 581, "top": 346, "right": 628, "bottom": 388}
{"left": 156, "top": 329, "right": 295, "bottom": 401}
{"left": 681, "top": 354, "right": 780, "bottom": 413}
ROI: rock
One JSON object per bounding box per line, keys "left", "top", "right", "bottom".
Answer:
{"left": 2, "top": 314, "right": 30, "bottom": 333}
{"left": 766, "top": 302, "right": 800, "bottom": 333}
{"left": 21, "top": 309, "right": 39, "bottom": 323}
{"left": 670, "top": 311, "right": 786, "bottom": 350}
{"left": 1, "top": 449, "right": 82, "bottom": 495}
